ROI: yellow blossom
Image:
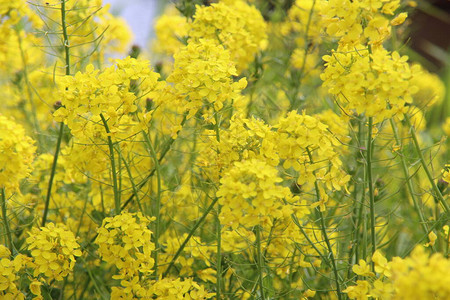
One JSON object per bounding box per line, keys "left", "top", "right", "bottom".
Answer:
{"left": 26, "top": 223, "right": 81, "bottom": 281}
{"left": 0, "top": 115, "right": 36, "bottom": 192}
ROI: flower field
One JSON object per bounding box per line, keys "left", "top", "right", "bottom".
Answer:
{"left": 0, "top": 0, "right": 449, "bottom": 299}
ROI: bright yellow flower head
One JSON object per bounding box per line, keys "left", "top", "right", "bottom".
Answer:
{"left": 54, "top": 57, "right": 162, "bottom": 141}
{"left": 321, "top": 45, "right": 419, "bottom": 123}
{"left": 217, "top": 158, "right": 295, "bottom": 229}
{"left": 275, "top": 111, "right": 349, "bottom": 199}
{"left": 190, "top": 0, "right": 267, "bottom": 72}
{"left": 95, "top": 212, "right": 155, "bottom": 279}
{"left": 0, "top": 246, "right": 29, "bottom": 299}
{"left": 167, "top": 38, "right": 247, "bottom": 120}
{"left": 26, "top": 223, "right": 82, "bottom": 281}
{"left": 0, "top": 115, "right": 36, "bottom": 192}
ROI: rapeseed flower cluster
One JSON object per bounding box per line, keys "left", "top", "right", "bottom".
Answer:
{"left": 321, "top": 46, "right": 419, "bottom": 123}
{"left": 276, "top": 111, "right": 349, "bottom": 192}
{"left": 167, "top": 39, "right": 247, "bottom": 120}
{"left": 321, "top": 0, "right": 406, "bottom": 47}
{"left": 0, "top": 245, "right": 30, "bottom": 299}
{"left": 217, "top": 159, "right": 295, "bottom": 229}
{"left": 54, "top": 57, "right": 160, "bottom": 140}
{"left": 345, "top": 246, "right": 450, "bottom": 299}
{"left": 0, "top": 115, "right": 36, "bottom": 192}
{"left": 189, "top": 0, "right": 267, "bottom": 72}
{"left": 95, "top": 212, "right": 155, "bottom": 279}
{"left": 26, "top": 223, "right": 82, "bottom": 281}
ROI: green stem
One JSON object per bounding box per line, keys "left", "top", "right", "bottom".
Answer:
{"left": 347, "top": 119, "right": 365, "bottom": 275}
{"left": 121, "top": 113, "right": 187, "bottom": 211}
{"left": 405, "top": 115, "right": 449, "bottom": 213}
{"left": 17, "top": 32, "right": 43, "bottom": 150}
{"left": 121, "top": 153, "right": 144, "bottom": 213}
{"left": 366, "top": 117, "right": 376, "bottom": 269}
{"left": 255, "top": 225, "right": 266, "bottom": 300}
{"left": 213, "top": 109, "right": 222, "bottom": 297}
{"left": 216, "top": 211, "right": 222, "bottom": 299}
{"left": 100, "top": 114, "right": 120, "bottom": 215}
{"left": 163, "top": 197, "right": 219, "bottom": 277}
{"left": 306, "top": 149, "right": 342, "bottom": 300}
{"left": 1, "top": 189, "right": 13, "bottom": 254}
{"left": 61, "top": 1, "right": 71, "bottom": 74}
{"left": 390, "top": 119, "right": 430, "bottom": 235}
{"left": 318, "top": 210, "right": 342, "bottom": 299}
{"left": 142, "top": 132, "right": 162, "bottom": 278}
{"left": 42, "top": 123, "right": 64, "bottom": 226}
{"left": 42, "top": 0, "right": 70, "bottom": 226}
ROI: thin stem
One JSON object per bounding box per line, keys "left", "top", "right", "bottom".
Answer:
{"left": 100, "top": 114, "right": 120, "bottom": 214}
{"left": 121, "top": 153, "right": 144, "bottom": 213}
{"left": 17, "top": 32, "right": 43, "bottom": 149}
{"left": 121, "top": 113, "right": 187, "bottom": 211}
{"left": 306, "top": 149, "right": 342, "bottom": 300}
{"left": 366, "top": 117, "right": 376, "bottom": 269}
{"left": 389, "top": 119, "right": 430, "bottom": 235}
{"left": 163, "top": 197, "right": 219, "bottom": 277}
{"left": 318, "top": 210, "right": 342, "bottom": 299}
{"left": 142, "top": 132, "right": 162, "bottom": 278}
{"left": 42, "top": 123, "right": 64, "bottom": 226}
{"left": 213, "top": 110, "right": 222, "bottom": 297}
{"left": 347, "top": 119, "right": 365, "bottom": 275}
{"left": 42, "top": 0, "right": 70, "bottom": 226}
{"left": 405, "top": 115, "right": 449, "bottom": 213}
{"left": 216, "top": 211, "right": 222, "bottom": 299}
{"left": 255, "top": 225, "right": 266, "bottom": 300}
{"left": 1, "top": 189, "right": 13, "bottom": 254}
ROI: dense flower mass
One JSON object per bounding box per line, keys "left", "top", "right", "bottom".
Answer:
{"left": 217, "top": 158, "right": 295, "bottom": 229}
{"left": 167, "top": 38, "right": 247, "bottom": 120}
{"left": 26, "top": 223, "right": 82, "bottom": 281}
{"left": 0, "top": 245, "right": 29, "bottom": 299}
{"left": 54, "top": 57, "right": 161, "bottom": 140}
{"left": 345, "top": 246, "right": 450, "bottom": 299}
{"left": 275, "top": 111, "right": 349, "bottom": 200}
{"left": 321, "top": 46, "right": 419, "bottom": 123}
{"left": 190, "top": 0, "right": 267, "bottom": 72}
{"left": 320, "top": 0, "right": 405, "bottom": 46}
{"left": 0, "top": 115, "right": 36, "bottom": 191}
{"left": 95, "top": 212, "right": 155, "bottom": 279}
{"left": 0, "top": 0, "right": 448, "bottom": 298}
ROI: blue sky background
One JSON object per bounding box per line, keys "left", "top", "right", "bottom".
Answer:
{"left": 105, "top": 0, "right": 162, "bottom": 48}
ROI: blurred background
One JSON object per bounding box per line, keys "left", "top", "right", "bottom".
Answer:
{"left": 104, "top": 0, "right": 161, "bottom": 48}
{"left": 104, "top": 0, "right": 449, "bottom": 72}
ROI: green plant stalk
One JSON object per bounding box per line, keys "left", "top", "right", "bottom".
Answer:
{"left": 255, "top": 225, "right": 266, "bottom": 300}
{"left": 366, "top": 117, "right": 377, "bottom": 270}
{"left": 100, "top": 114, "right": 120, "bottom": 214}
{"left": 121, "top": 153, "right": 144, "bottom": 213}
{"left": 288, "top": 0, "right": 316, "bottom": 112}
{"left": 121, "top": 113, "right": 187, "bottom": 210}
{"left": 142, "top": 132, "right": 162, "bottom": 278}
{"left": 163, "top": 196, "right": 219, "bottom": 277}
{"left": 17, "top": 32, "right": 43, "bottom": 149}
{"left": 216, "top": 210, "right": 222, "bottom": 299}
{"left": 405, "top": 115, "right": 449, "bottom": 213}
{"left": 306, "top": 149, "right": 342, "bottom": 300}
{"left": 42, "top": 0, "right": 70, "bottom": 226}
{"left": 298, "top": 0, "right": 316, "bottom": 79}
{"left": 389, "top": 119, "right": 430, "bottom": 235}
{"left": 317, "top": 210, "right": 342, "bottom": 299}
{"left": 347, "top": 119, "right": 365, "bottom": 276}
{"left": 42, "top": 123, "right": 64, "bottom": 227}
{"left": 213, "top": 110, "right": 222, "bottom": 297}
{"left": 1, "top": 189, "right": 13, "bottom": 254}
